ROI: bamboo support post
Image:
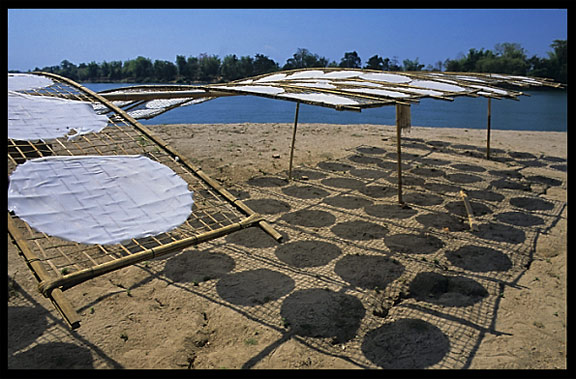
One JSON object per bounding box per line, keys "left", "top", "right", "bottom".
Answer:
{"left": 288, "top": 102, "right": 300, "bottom": 180}
{"left": 486, "top": 97, "right": 492, "bottom": 160}
{"left": 395, "top": 103, "right": 411, "bottom": 204}
{"left": 459, "top": 190, "right": 478, "bottom": 231}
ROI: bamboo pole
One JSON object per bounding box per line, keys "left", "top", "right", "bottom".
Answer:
{"left": 8, "top": 215, "right": 81, "bottom": 328}
{"left": 288, "top": 102, "right": 300, "bottom": 180}
{"left": 486, "top": 97, "right": 492, "bottom": 160}
{"left": 459, "top": 190, "right": 478, "bottom": 231}
{"left": 395, "top": 104, "right": 404, "bottom": 204}
{"left": 37, "top": 214, "right": 265, "bottom": 296}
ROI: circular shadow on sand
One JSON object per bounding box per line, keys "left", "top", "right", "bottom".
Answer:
{"left": 410, "top": 167, "right": 445, "bottom": 178}
{"left": 163, "top": 250, "right": 235, "bottom": 283}
{"left": 377, "top": 160, "right": 411, "bottom": 171}
{"left": 216, "top": 268, "right": 295, "bottom": 306}
{"left": 521, "top": 160, "right": 548, "bottom": 168}
{"left": 510, "top": 197, "right": 555, "bottom": 211}
{"left": 403, "top": 192, "right": 444, "bottom": 206}
{"left": 287, "top": 169, "right": 327, "bottom": 180}
{"left": 384, "top": 233, "right": 445, "bottom": 254}
{"left": 526, "top": 175, "right": 562, "bottom": 187}
{"left": 228, "top": 188, "right": 250, "bottom": 200}
{"left": 416, "top": 213, "right": 468, "bottom": 232}
{"left": 334, "top": 255, "right": 404, "bottom": 290}
{"left": 494, "top": 211, "right": 545, "bottom": 227}
{"left": 408, "top": 272, "right": 489, "bottom": 307}
{"left": 445, "top": 245, "right": 512, "bottom": 272}
{"left": 473, "top": 222, "right": 526, "bottom": 244}
{"left": 348, "top": 154, "right": 383, "bottom": 166}
{"left": 359, "top": 185, "right": 397, "bottom": 198}
{"left": 280, "top": 288, "right": 365, "bottom": 343}
{"left": 9, "top": 342, "right": 94, "bottom": 369}
{"left": 226, "top": 227, "right": 282, "bottom": 248}
{"left": 509, "top": 151, "right": 537, "bottom": 160}
{"left": 451, "top": 163, "right": 486, "bottom": 173}
{"left": 357, "top": 146, "right": 386, "bottom": 154}
{"left": 280, "top": 209, "right": 336, "bottom": 228}
{"left": 349, "top": 168, "right": 387, "bottom": 180}
{"left": 445, "top": 173, "right": 483, "bottom": 184}
{"left": 445, "top": 200, "right": 492, "bottom": 217}
{"left": 401, "top": 175, "right": 426, "bottom": 187}
{"left": 323, "top": 195, "right": 373, "bottom": 209}
{"left": 362, "top": 318, "right": 450, "bottom": 369}
{"left": 247, "top": 176, "right": 289, "bottom": 188}
{"left": 466, "top": 189, "right": 504, "bottom": 203}
{"left": 282, "top": 185, "right": 330, "bottom": 200}
{"left": 419, "top": 157, "right": 451, "bottom": 166}
{"left": 550, "top": 164, "right": 567, "bottom": 172}
{"left": 331, "top": 220, "right": 388, "bottom": 240}
{"left": 424, "top": 182, "right": 460, "bottom": 194}
{"left": 275, "top": 240, "right": 342, "bottom": 268}
{"left": 321, "top": 177, "right": 365, "bottom": 191}
{"left": 491, "top": 178, "right": 531, "bottom": 191}
{"left": 317, "top": 161, "right": 354, "bottom": 172}
{"left": 244, "top": 198, "right": 291, "bottom": 214}
{"left": 365, "top": 203, "right": 418, "bottom": 219}
{"left": 489, "top": 169, "right": 523, "bottom": 179}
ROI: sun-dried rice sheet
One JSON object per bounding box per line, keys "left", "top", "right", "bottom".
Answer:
{"left": 8, "top": 155, "right": 194, "bottom": 245}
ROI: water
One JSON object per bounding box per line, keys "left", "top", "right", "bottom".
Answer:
{"left": 84, "top": 83, "right": 567, "bottom": 132}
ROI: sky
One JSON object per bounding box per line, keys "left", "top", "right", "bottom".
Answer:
{"left": 7, "top": 8, "right": 568, "bottom": 72}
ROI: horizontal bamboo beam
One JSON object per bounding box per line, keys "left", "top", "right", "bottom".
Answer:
{"left": 99, "top": 90, "right": 234, "bottom": 102}
{"left": 37, "top": 214, "right": 266, "bottom": 296}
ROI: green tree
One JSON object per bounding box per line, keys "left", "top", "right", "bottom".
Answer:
{"left": 283, "top": 48, "right": 329, "bottom": 69}
{"left": 59, "top": 60, "right": 78, "bottom": 80}
{"left": 402, "top": 58, "right": 425, "bottom": 71}
{"left": 253, "top": 54, "right": 279, "bottom": 75}
{"left": 123, "top": 56, "right": 154, "bottom": 81}
{"left": 546, "top": 39, "right": 567, "bottom": 83}
{"left": 339, "top": 51, "right": 361, "bottom": 68}
{"left": 153, "top": 60, "right": 177, "bottom": 82}
{"left": 364, "top": 55, "right": 385, "bottom": 70}
{"left": 197, "top": 53, "right": 221, "bottom": 82}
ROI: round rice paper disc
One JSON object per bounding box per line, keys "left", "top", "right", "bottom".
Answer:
{"left": 8, "top": 73, "right": 54, "bottom": 91}
{"left": 8, "top": 92, "right": 110, "bottom": 141}
{"left": 8, "top": 155, "right": 194, "bottom": 245}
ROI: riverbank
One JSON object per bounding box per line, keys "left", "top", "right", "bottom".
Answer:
{"left": 8, "top": 123, "right": 567, "bottom": 369}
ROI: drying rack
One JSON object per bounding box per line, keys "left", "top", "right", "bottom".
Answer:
{"left": 8, "top": 72, "right": 281, "bottom": 328}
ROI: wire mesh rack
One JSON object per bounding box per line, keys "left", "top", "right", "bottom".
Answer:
{"left": 8, "top": 72, "right": 281, "bottom": 328}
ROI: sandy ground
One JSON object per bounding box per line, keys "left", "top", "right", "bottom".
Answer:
{"left": 7, "top": 123, "right": 567, "bottom": 370}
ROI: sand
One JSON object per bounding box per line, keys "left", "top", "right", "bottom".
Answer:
{"left": 7, "top": 123, "right": 567, "bottom": 369}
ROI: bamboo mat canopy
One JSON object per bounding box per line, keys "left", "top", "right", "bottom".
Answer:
{"left": 7, "top": 72, "right": 282, "bottom": 328}
{"left": 99, "top": 68, "right": 563, "bottom": 203}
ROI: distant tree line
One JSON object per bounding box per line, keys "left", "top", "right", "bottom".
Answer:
{"left": 22, "top": 40, "right": 566, "bottom": 84}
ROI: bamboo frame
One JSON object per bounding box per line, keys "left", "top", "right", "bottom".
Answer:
{"left": 459, "top": 190, "right": 478, "bottom": 231}
{"left": 8, "top": 72, "right": 282, "bottom": 328}
{"left": 288, "top": 102, "right": 300, "bottom": 180}
{"left": 395, "top": 104, "right": 412, "bottom": 204}
{"left": 486, "top": 97, "right": 492, "bottom": 160}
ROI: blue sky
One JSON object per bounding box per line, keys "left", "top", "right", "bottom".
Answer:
{"left": 7, "top": 8, "right": 568, "bottom": 72}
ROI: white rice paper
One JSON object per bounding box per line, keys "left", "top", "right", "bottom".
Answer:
{"left": 8, "top": 155, "right": 194, "bottom": 245}
{"left": 8, "top": 92, "right": 110, "bottom": 141}
{"left": 8, "top": 73, "right": 54, "bottom": 91}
